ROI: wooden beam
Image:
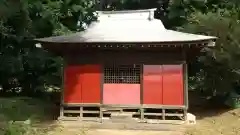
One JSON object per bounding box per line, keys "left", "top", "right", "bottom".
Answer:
{"left": 64, "top": 110, "right": 101, "bottom": 114}
{"left": 102, "top": 104, "right": 142, "bottom": 108}
{"left": 142, "top": 104, "right": 186, "bottom": 109}
{"left": 143, "top": 113, "right": 183, "bottom": 117}
{"left": 64, "top": 110, "right": 80, "bottom": 113}
{"left": 63, "top": 103, "right": 101, "bottom": 107}
{"left": 62, "top": 103, "right": 186, "bottom": 110}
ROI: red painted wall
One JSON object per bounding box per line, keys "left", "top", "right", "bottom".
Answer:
{"left": 64, "top": 64, "right": 184, "bottom": 105}
{"left": 103, "top": 84, "right": 140, "bottom": 104}
{"left": 143, "top": 64, "right": 184, "bottom": 106}
{"left": 64, "top": 65, "right": 101, "bottom": 103}
{"left": 162, "top": 65, "right": 184, "bottom": 105}
{"left": 81, "top": 65, "right": 101, "bottom": 103}
{"left": 143, "top": 65, "right": 163, "bottom": 104}
{"left": 64, "top": 66, "right": 83, "bottom": 103}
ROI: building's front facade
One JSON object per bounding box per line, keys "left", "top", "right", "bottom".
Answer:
{"left": 36, "top": 9, "right": 216, "bottom": 122}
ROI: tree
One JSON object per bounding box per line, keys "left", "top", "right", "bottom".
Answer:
{"left": 180, "top": 9, "right": 240, "bottom": 96}
{"left": 0, "top": 0, "right": 97, "bottom": 96}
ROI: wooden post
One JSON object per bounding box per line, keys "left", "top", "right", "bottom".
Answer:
{"left": 60, "top": 105, "right": 64, "bottom": 119}
{"left": 184, "top": 63, "right": 189, "bottom": 109}
{"left": 80, "top": 106, "right": 83, "bottom": 120}
{"left": 59, "top": 59, "right": 65, "bottom": 119}
{"left": 100, "top": 64, "right": 104, "bottom": 104}
{"left": 140, "top": 64, "right": 143, "bottom": 105}
{"left": 100, "top": 64, "right": 104, "bottom": 123}
{"left": 140, "top": 108, "right": 144, "bottom": 120}
{"left": 184, "top": 63, "right": 188, "bottom": 121}
{"left": 162, "top": 109, "right": 166, "bottom": 120}
{"left": 140, "top": 64, "right": 144, "bottom": 121}
{"left": 184, "top": 108, "right": 187, "bottom": 121}
{"left": 99, "top": 0, "right": 104, "bottom": 10}
{"left": 100, "top": 107, "right": 103, "bottom": 123}
{"left": 182, "top": 47, "right": 189, "bottom": 121}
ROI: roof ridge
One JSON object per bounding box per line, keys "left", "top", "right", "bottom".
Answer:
{"left": 96, "top": 8, "right": 156, "bottom": 14}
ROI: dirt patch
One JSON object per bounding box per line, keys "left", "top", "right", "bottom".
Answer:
{"left": 185, "top": 109, "right": 240, "bottom": 135}
{"left": 44, "top": 121, "right": 185, "bottom": 135}
{"left": 47, "top": 128, "right": 183, "bottom": 135}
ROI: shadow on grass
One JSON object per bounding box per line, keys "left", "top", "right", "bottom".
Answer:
{"left": 0, "top": 94, "right": 63, "bottom": 134}
{"left": 188, "top": 91, "right": 233, "bottom": 120}
{"left": 0, "top": 97, "right": 59, "bottom": 122}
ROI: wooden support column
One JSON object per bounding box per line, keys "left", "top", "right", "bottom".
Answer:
{"left": 100, "top": 64, "right": 104, "bottom": 104}
{"left": 140, "top": 108, "right": 144, "bottom": 120}
{"left": 80, "top": 107, "right": 83, "bottom": 120}
{"left": 60, "top": 105, "right": 64, "bottom": 118}
{"left": 99, "top": 0, "right": 104, "bottom": 10}
{"left": 100, "top": 64, "right": 104, "bottom": 123}
{"left": 184, "top": 63, "right": 189, "bottom": 108}
{"left": 59, "top": 60, "right": 65, "bottom": 119}
{"left": 162, "top": 109, "right": 166, "bottom": 120}
{"left": 140, "top": 64, "right": 144, "bottom": 121}
{"left": 100, "top": 107, "right": 103, "bottom": 123}
{"left": 140, "top": 64, "right": 143, "bottom": 105}
{"left": 183, "top": 62, "right": 188, "bottom": 120}
{"left": 183, "top": 47, "right": 189, "bottom": 120}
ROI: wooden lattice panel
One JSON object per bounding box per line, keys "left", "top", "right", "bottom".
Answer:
{"left": 104, "top": 64, "right": 141, "bottom": 84}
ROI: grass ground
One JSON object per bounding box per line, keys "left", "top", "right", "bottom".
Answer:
{"left": 0, "top": 96, "right": 240, "bottom": 135}
{"left": 0, "top": 97, "right": 54, "bottom": 122}
{"left": 0, "top": 97, "right": 57, "bottom": 135}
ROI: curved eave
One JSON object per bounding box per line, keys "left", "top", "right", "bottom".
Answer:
{"left": 35, "top": 38, "right": 217, "bottom": 56}
{"left": 34, "top": 30, "right": 217, "bottom": 46}
{"left": 35, "top": 37, "right": 217, "bottom": 46}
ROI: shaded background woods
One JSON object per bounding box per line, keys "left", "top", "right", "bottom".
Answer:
{"left": 1, "top": 0, "right": 240, "bottom": 103}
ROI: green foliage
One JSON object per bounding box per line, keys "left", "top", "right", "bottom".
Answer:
{"left": 2, "top": 121, "right": 46, "bottom": 135}
{"left": 0, "top": 97, "right": 53, "bottom": 135}
{"left": 4, "top": 121, "right": 30, "bottom": 135}
{"left": 180, "top": 9, "right": 240, "bottom": 96}
{"left": 0, "top": 0, "right": 97, "bottom": 96}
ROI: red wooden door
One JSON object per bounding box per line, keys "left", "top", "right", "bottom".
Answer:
{"left": 81, "top": 65, "right": 101, "bottom": 103}
{"left": 143, "top": 65, "right": 163, "bottom": 104}
{"left": 64, "top": 65, "right": 83, "bottom": 103}
{"left": 162, "top": 65, "right": 184, "bottom": 105}
{"left": 64, "top": 64, "right": 101, "bottom": 104}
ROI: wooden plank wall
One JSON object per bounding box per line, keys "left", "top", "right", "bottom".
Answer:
{"left": 64, "top": 50, "right": 185, "bottom": 105}
{"left": 64, "top": 64, "right": 101, "bottom": 104}
{"left": 162, "top": 65, "right": 184, "bottom": 105}
{"left": 143, "top": 65, "right": 163, "bottom": 104}
{"left": 143, "top": 64, "right": 184, "bottom": 106}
